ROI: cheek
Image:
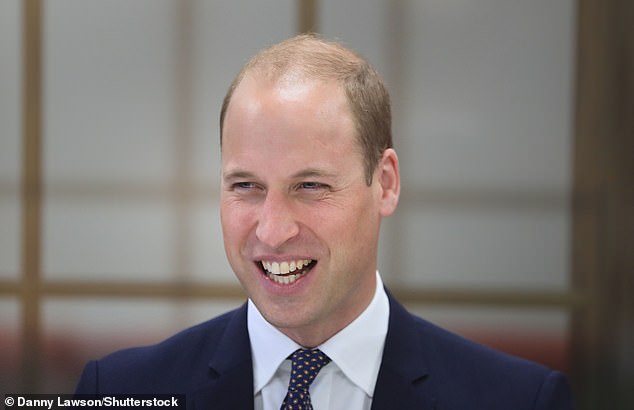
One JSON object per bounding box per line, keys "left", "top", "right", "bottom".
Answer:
{"left": 220, "top": 210, "right": 254, "bottom": 276}
{"left": 316, "top": 203, "right": 377, "bottom": 253}
{"left": 335, "top": 202, "right": 380, "bottom": 254}
{"left": 220, "top": 204, "right": 252, "bottom": 246}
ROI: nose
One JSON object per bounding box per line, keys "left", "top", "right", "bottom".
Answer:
{"left": 255, "top": 191, "right": 300, "bottom": 249}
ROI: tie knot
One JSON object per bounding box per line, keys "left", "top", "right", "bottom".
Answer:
{"left": 288, "top": 348, "right": 331, "bottom": 392}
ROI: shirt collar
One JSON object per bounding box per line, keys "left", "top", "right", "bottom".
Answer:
{"left": 248, "top": 299, "right": 300, "bottom": 394}
{"left": 319, "top": 271, "right": 390, "bottom": 397}
{"left": 247, "top": 271, "right": 390, "bottom": 397}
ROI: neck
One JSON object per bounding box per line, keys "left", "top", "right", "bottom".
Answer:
{"left": 279, "top": 273, "right": 378, "bottom": 348}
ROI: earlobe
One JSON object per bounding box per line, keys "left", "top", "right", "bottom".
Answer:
{"left": 378, "top": 148, "right": 400, "bottom": 216}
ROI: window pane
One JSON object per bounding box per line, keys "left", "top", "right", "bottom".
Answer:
{"left": 384, "top": 206, "right": 569, "bottom": 290}
{"left": 43, "top": 198, "right": 174, "bottom": 280}
{"left": 0, "top": 198, "right": 20, "bottom": 279}
{"left": 189, "top": 202, "right": 234, "bottom": 283}
{"left": 393, "top": 0, "right": 574, "bottom": 191}
{"left": 0, "top": 0, "right": 21, "bottom": 280}
{"left": 44, "top": 0, "right": 181, "bottom": 185}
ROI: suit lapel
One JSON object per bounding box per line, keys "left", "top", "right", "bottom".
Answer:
{"left": 190, "top": 303, "right": 255, "bottom": 410}
{"left": 371, "top": 292, "right": 437, "bottom": 410}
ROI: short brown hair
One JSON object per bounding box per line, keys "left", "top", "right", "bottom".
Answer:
{"left": 219, "top": 34, "right": 392, "bottom": 185}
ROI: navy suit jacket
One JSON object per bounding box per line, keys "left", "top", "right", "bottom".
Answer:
{"left": 75, "top": 292, "right": 574, "bottom": 409}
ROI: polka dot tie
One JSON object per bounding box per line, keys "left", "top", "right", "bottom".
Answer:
{"left": 280, "top": 348, "right": 331, "bottom": 410}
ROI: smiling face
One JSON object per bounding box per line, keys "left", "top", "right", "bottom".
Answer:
{"left": 220, "top": 73, "right": 399, "bottom": 347}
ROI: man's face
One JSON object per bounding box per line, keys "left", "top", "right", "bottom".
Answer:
{"left": 220, "top": 74, "right": 398, "bottom": 346}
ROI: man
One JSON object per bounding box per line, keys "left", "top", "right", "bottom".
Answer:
{"left": 75, "top": 34, "right": 574, "bottom": 409}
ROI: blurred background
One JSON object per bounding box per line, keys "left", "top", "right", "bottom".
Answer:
{"left": 0, "top": 0, "right": 631, "bottom": 408}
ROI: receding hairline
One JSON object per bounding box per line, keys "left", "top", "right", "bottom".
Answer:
{"left": 245, "top": 34, "right": 365, "bottom": 80}
{"left": 221, "top": 35, "right": 367, "bottom": 137}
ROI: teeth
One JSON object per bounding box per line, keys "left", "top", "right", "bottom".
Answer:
{"left": 269, "top": 272, "right": 301, "bottom": 285}
{"left": 260, "top": 259, "right": 314, "bottom": 285}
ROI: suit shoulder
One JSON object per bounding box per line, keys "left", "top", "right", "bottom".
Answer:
{"left": 404, "top": 312, "right": 573, "bottom": 408}
{"left": 410, "top": 312, "right": 550, "bottom": 375}
{"left": 104, "top": 307, "right": 237, "bottom": 361}
{"left": 78, "top": 306, "right": 244, "bottom": 394}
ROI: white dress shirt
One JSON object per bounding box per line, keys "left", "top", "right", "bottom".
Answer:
{"left": 248, "top": 271, "right": 390, "bottom": 410}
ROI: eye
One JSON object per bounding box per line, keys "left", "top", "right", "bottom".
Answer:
{"left": 298, "top": 182, "right": 327, "bottom": 190}
{"left": 231, "top": 182, "right": 259, "bottom": 191}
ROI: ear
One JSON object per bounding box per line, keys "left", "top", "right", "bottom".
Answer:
{"left": 377, "top": 148, "right": 400, "bottom": 217}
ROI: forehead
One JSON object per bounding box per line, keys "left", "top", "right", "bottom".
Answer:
{"left": 229, "top": 72, "right": 349, "bottom": 118}
{"left": 221, "top": 74, "right": 364, "bottom": 177}
{"left": 225, "top": 74, "right": 357, "bottom": 146}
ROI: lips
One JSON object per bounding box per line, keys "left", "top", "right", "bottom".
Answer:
{"left": 259, "top": 259, "right": 316, "bottom": 285}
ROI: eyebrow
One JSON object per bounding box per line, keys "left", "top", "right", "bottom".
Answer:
{"left": 291, "top": 168, "right": 339, "bottom": 180}
{"left": 222, "top": 167, "right": 339, "bottom": 182}
{"left": 222, "top": 169, "right": 256, "bottom": 182}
